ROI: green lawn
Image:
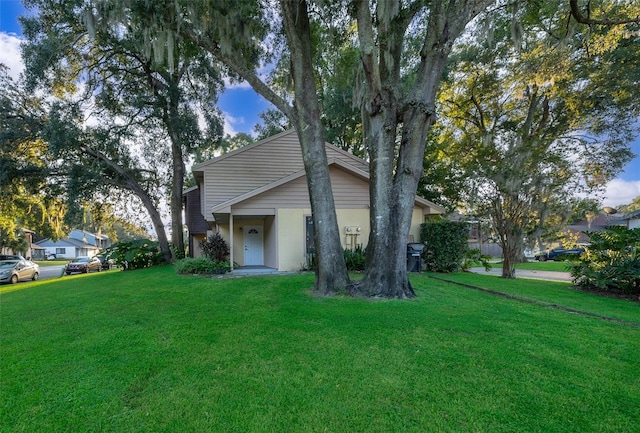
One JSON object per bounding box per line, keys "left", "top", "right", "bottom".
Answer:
{"left": 490, "top": 260, "right": 571, "bottom": 272}
{"left": 2, "top": 267, "right": 639, "bottom": 432}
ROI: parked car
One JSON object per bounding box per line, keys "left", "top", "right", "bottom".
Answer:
{"left": 96, "top": 254, "right": 114, "bottom": 270}
{"left": 535, "top": 247, "right": 585, "bottom": 261}
{"left": 65, "top": 256, "right": 102, "bottom": 274}
{"left": 0, "top": 254, "right": 24, "bottom": 261}
{"left": 0, "top": 259, "right": 40, "bottom": 284}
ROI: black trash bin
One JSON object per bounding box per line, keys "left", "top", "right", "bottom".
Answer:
{"left": 407, "top": 243, "right": 426, "bottom": 272}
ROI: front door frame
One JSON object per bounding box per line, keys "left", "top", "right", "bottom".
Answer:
{"left": 243, "top": 225, "right": 264, "bottom": 266}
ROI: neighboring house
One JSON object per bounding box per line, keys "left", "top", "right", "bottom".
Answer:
{"left": 36, "top": 237, "right": 100, "bottom": 259}
{"left": 567, "top": 212, "right": 628, "bottom": 244}
{"left": 448, "top": 213, "right": 503, "bottom": 258}
{"left": 0, "top": 228, "right": 45, "bottom": 260}
{"left": 621, "top": 210, "right": 640, "bottom": 229}
{"left": 25, "top": 229, "right": 46, "bottom": 260}
{"left": 69, "top": 229, "right": 111, "bottom": 249}
{"left": 185, "top": 129, "right": 445, "bottom": 272}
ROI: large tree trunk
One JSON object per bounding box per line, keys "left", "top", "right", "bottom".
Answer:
{"left": 83, "top": 145, "right": 173, "bottom": 262}
{"left": 165, "top": 90, "right": 185, "bottom": 259}
{"left": 280, "top": 0, "right": 350, "bottom": 294}
{"left": 353, "top": 0, "right": 490, "bottom": 297}
{"left": 125, "top": 178, "right": 173, "bottom": 263}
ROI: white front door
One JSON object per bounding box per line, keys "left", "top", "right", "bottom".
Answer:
{"left": 244, "top": 226, "right": 264, "bottom": 266}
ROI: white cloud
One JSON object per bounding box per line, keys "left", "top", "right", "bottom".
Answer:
{"left": 0, "top": 32, "right": 24, "bottom": 79}
{"left": 222, "top": 111, "right": 245, "bottom": 136}
{"left": 602, "top": 178, "right": 640, "bottom": 207}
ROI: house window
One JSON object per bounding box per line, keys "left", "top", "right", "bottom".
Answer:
{"left": 56, "top": 248, "right": 66, "bottom": 254}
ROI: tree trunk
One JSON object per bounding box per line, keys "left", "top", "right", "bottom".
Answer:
{"left": 125, "top": 177, "right": 173, "bottom": 263}
{"left": 84, "top": 145, "right": 173, "bottom": 262}
{"left": 280, "top": 0, "right": 350, "bottom": 294}
{"left": 353, "top": 0, "right": 488, "bottom": 297}
{"left": 165, "top": 90, "right": 185, "bottom": 259}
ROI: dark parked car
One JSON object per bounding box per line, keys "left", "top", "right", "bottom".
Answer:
{"left": 65, "top": 256, "right": 102, "bottom": 274}
{"left": 96, "top": 254, "right": 115, "bottom": 270}
{"left": 0, "top": 259, "right": 40, "bottom": 284}
{"left": 0, "top": 254, "right": 24, "bottom": 261}
{"left": 536, "top": 247, "right": 585, "bottom": 261}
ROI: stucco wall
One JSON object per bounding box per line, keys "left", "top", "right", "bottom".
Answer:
{"left": 277, "top": 209, "right": 308, "bottom": 272}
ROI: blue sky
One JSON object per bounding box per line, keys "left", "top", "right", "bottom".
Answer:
{"left": 2, "top": 0, "right": 639, "bottom": 206}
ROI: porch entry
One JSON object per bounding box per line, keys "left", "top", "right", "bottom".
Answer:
{"left": 243, "top": 225, "right": 264, "bottom": 266}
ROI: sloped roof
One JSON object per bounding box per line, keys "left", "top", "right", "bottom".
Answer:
{"left": 210, "top": 158, "right": 445, "bottom": 216}
{"left": 192, "top": 129, "right": 369, "bottom": 172}
{"left": 192, "top": 129, "right": 445, "bottom": 216}
{"left": 35, "top": 237, "right": 100, "bottom": 250}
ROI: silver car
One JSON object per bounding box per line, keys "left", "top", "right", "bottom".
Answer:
{"left": 0, "top": 259, "right": 40, "bottom": 284}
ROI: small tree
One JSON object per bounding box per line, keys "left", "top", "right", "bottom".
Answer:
{"left": 569, "top": 227, "right": 640, "bottom": 294}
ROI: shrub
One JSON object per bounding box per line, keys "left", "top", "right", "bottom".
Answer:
{"left": 172, "top": 245, "right": 186, "bottom": 260}
{"left": 420, "top": 221, "right": 469, "bottom": 272}
{"left": 105, "top": 239, "right": 164, "bottom": 270}
{"left": 175, "top": 257, "right": 216, "bottom": 274}
{"left": 569, "top": 227, "right": 640, "bottom": 293}
{"left": 344, "top": 246, "right": 366, "bottom": 272}
{"left": 200, "top": 233, "right": 230, "bottom": 262}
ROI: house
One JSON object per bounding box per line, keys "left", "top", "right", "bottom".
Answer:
{"left": 0, "top": 228, "right": 46, "bottom": 260}
{"left": 68, "top": 229, "right": 111, "bottom": 249}
{"left": 621, "top": 210, "right": 640, "bottom": 229}
{"left": 566, "top": 212, "right": 628, "bottom": 244}
{"left": 184, "top": 129, "right": 445, "bottom": 272}
{"left": 25, "top": 229, "right": 46, "bottom": 260}
{"left": 36, "top": 237, "right": 100, "bottom": 259}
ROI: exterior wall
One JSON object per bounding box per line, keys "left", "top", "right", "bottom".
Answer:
{"left": 409, "top": 208, "right": 425, "bottom": 243}
{"left": 336, "top": 209, "right": 370, "bottom": 250}
{"left": 277, "top": 208, "right": 308, "bottom": 272}
{"left": 195, "top": 131, "right": 370, "bottom": 220}
{"left": 190, "top": 234, "right": 206, "bottom": 258}
{"left": 264, "top": 215, "right": 277, "bottom": 269}
{"left": 39, "top": 245, "right": 77, "bottom": 259}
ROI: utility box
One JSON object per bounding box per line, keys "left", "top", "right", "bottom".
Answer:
{"left": 407, "top": 243, "right": 426, "bottom": 272}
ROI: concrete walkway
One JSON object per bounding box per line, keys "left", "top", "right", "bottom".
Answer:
{"left": 469, "top": 267, "right": 573, "bottom": 282}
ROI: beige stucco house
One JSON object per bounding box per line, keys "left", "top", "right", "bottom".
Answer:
{"left": 184, "top": 130, "right": 445, "bottom": 272}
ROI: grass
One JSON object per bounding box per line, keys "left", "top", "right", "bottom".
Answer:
{"left": 2, "top": 266, "right": 639, "bottom": 432}
{"left": 488, "top": 260, "right": 571, "bottom": 272}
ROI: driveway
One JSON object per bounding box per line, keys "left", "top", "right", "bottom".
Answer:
{"left": 469, "top": 267, "right": 573, "bottom": 282}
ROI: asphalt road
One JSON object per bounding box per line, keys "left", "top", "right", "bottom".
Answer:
{"left": 38, "top": 265, "right": 66, "bottom": 280}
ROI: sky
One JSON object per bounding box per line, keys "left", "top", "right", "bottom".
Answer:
{"left": 2, "top": 0, "right": 639, "bottom": 208}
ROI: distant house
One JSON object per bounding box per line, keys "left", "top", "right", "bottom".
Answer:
{"left": 184, "top": 129, "right": 445, "bottom": 272}
{"left": 566, "top": 212, "right": 631, "bottom": 244}
{"left": 36, "top": 236, "right": 100, "bottom": 259}
{"left": 68, "top": 229, "right": 111, "bottom": 249}
{"left": 0, "top": 228, "right": 45, "bottom": 260}
{"left": 24, "top": 229, "right": 46, "bottom": 260}
{"left": 621, "top": 210, "right": 640, "bottom": 229}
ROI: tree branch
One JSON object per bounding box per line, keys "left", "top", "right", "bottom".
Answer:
{"left": 569, "top": 0, "right": 640, "bottom": 25}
